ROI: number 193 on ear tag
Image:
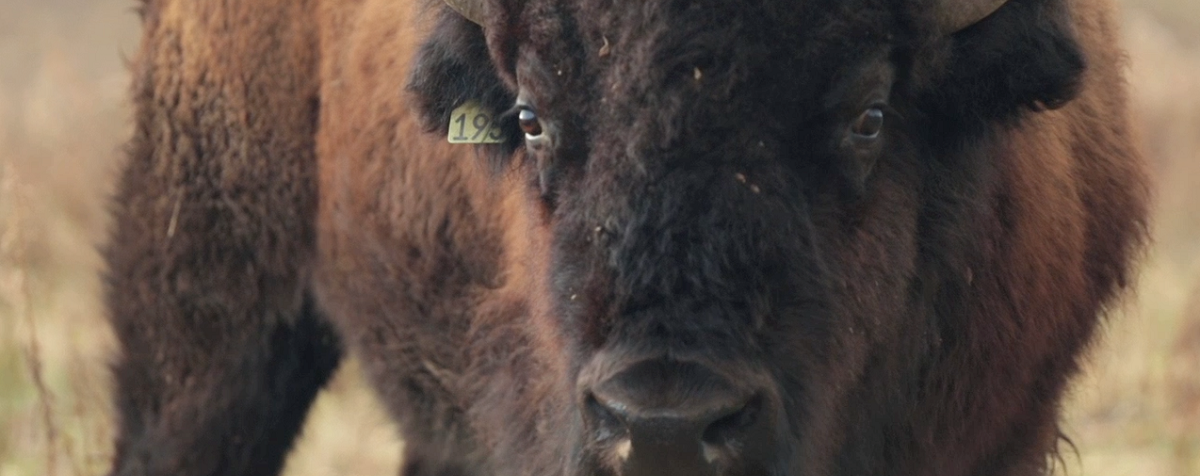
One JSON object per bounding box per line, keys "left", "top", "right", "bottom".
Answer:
{"left": 448, "top": 101, "right": 506, "bottom": 144}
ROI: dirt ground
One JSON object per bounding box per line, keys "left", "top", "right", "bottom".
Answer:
{"left": 1, "top": 1, "right": 1197, "bottom": 475}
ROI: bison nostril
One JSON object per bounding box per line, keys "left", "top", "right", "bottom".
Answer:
{"left": 585, "top": 393, "right": 627, "bottom": 440}
{"left": 701, "top": 395, "right": 761, "bottom": 446}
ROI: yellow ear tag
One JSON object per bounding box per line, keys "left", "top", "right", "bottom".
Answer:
{"left": 448, "top": 101, "right": 506, "bottom": 144}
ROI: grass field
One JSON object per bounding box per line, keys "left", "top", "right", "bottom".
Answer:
{"left": 1, "top": 1, "right": 1198, "bottom": 475}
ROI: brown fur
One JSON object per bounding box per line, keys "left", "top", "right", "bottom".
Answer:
{"left": 106, "top": 1, "right": 339, "bottom": 474}
{"left": 104, "top": 0, "right": 1149, "bottom": 475}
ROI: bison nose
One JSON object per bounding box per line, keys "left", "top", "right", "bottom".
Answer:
{"left": 583, "top": 359, "right": 768, "bottom": 476}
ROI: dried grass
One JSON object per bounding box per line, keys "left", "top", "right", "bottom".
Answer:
{"left": 2, "top": 161, "right": 70, "bottom": 476}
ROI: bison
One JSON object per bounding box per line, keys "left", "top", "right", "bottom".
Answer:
{"left": 104, "top": 0, "right": 1150, "bottom": 475}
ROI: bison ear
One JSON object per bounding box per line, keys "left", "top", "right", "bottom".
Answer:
{"left": 929, "top": 0, "right": 1085, "bottom": 124}
{"left": 406, "top": 8, "right": 514, "bottom": 135}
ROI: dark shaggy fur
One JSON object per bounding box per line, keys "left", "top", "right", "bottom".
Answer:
{"left": 105, "top": 0, "right": 1148, "bottom": 475}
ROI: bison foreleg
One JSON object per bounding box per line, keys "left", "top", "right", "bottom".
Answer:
{"left": 105, "top": 290, "right": 340, "bottom": 476}
{"left": 105, "top": 1, "right": 331, "bottom": 474}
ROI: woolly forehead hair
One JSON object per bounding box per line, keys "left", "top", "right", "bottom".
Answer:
{"left": 495, "top": 0, "right": 904, "bottom": 118}
{"left": 436, "top": 0, "right": 1008, "bottom": 79}
{"left": 535, "top": 0, "right": 900, "bottom": 67}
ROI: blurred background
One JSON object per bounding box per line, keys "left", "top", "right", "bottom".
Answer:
{"left": 0, "top": 1, "right": 1196, "bottom": 475}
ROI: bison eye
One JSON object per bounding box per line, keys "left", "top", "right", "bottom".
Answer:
{"left": 851, "top": 107, "right": 885, "bottom": 139}
{"left": 518, "top": 107, "right": 544, "bottom": 138}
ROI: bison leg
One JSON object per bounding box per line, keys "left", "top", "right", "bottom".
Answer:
{"left": 105, "top": 1, "right": 332, "bottom": 475}
{"left": 106, "top": 291, "right": 340, "bottom": 476}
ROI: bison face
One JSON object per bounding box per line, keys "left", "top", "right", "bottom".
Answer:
{"left": 409, "top": 0, "right": 1085, "bottom": 475}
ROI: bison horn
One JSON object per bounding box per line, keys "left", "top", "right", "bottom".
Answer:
{"left": 444, "top": 0, "right": 486, "bottom": 26}
{"left": 937, "top": 0, "right": 1009, "bottom": 33}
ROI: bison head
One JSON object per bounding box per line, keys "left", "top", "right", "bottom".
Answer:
{"left": 408, "top": 0, "right": 1088, "bottom": 474}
